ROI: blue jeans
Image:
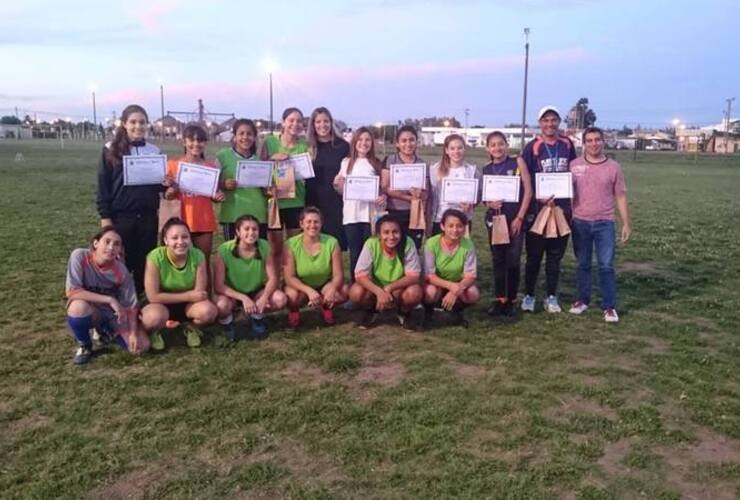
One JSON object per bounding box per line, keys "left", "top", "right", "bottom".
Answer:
{"left": 572, "top": 218, "right": 617, "bottom": 310}
{"left": 344, "top": 222, "right": 371, "bottom": 281}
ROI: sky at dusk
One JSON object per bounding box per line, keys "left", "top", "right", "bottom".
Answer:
{"left": 1, "top": 0, "right": 737, "bottom": 129}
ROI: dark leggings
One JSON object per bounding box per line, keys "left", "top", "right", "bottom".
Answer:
{"left": 524, "top": 232, "right": 569, "bottom": 296}
{"left": 489, "top": 230, "right": 524, "bottom": 301}
{"left": 344, "top": 222, "right": 372, "bottom": 280}
{"left": 113, "top": 213, "right": 158, "bottom": 295}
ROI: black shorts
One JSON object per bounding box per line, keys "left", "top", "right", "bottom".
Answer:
{"left": 269, "top": 207, "right": 302, "bottom": 231}
{"left": 166, "top": 303, "right": 189, "bottom": 322}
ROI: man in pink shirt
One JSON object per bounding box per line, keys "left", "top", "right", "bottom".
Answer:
{"left": 568, "top": 127, "right": 632, "bottom": 322}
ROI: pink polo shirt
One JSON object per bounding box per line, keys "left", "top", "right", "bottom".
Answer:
{"left": 570, "top": 157, "right": 626, "bottom": 221}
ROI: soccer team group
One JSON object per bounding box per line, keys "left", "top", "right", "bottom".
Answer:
{"left": 64, "top": 103, "right": 631, "bottom": 365}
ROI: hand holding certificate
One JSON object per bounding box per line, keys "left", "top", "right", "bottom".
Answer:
{"left": 535, "top": 172, "right": 573, "bottom": 199}
{"left": 482, "top": 175, "right": 520, "bottom": 203}
{"left": 176, "top": 162, "right": 219, "bottom": 198}
{"left": 236, "top": 160, "right": 274, "bottom": 188}
{"left": 123, "top": 154, "right": 167, "bottom": 186}
{"left": 283, "top": 153, "right": 315, "bottom": 180}
{"left": 441, "top": 178, "right": 478, "bottom": 204}
{"left": 389, "top": 163, "right": 426, "bottom": 191}
{"left": 343, "top": 176, "right": 379, "bottom": 202}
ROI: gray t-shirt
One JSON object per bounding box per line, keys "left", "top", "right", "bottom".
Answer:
{"left": 383, "top": 154, "right": 428, "bottom": 211}
{"left": 65, "top": 248, "right": 137, "bottom": 308}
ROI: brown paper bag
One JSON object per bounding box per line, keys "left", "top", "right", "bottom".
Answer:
{"left": 491, "top": 211, "right": 510, "bottom": 245}
{"left": 267, "top": 197, "right": 281, "bottom": 229}
{"left": 530, "top": 205, "right": 551, "bottom": 235}
{"left": 545, "top": 210, "right": 559, "bottom": 238}
{"left": 409, "top": 198, "right": 426, "bottom": 231}
{"left": 158, "top": 195, "right": 182, "bottom": 233}
{"left": 553, "top": 206, "right": 571, "bottom": 236}
{"left": 275, "top": 164, "right": 296, "bottom": 200}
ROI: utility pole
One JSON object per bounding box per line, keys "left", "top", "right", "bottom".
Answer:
{"left": 520, "top": 28, "right": 530, "bottom": 152}
{"left": 464, "top": 108, "right": 470, "bottom": 135}
{"left": 725, "top": 97, "right": 735, "bottom": 154}
{"left": 269, "top": 72, "right": 274, "bottom": 133}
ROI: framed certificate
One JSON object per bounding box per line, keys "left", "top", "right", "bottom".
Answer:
{"left": 343, "top": 176, "right": 379, "bottom": 202}
{"left": 441, "top": 178, "right": 478, "bottom": 204}
{"left": 482, "top": 175, "right": 520, "bottom": 203}
{"left": 236, "top": 160, "right": 274, "bottom": 188}
{"left": 122, "top": 154, "right": 167, "bottom": 186}
{"left": 535, "top": 172, "right": 573, "bottom": 199}
{"left": 389, "top": 163, "right": 426, "bottom": 191}
{"left": 176, "top": 162, "right": 219, "bottom": 198}
{"left": 283, "top": 153, "right": 315, "bottom": 180}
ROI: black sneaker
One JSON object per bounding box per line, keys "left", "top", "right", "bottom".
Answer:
{"left": 421, "top": 305, "right": 434, "bottom": 330}
{"left": 451, "top": 310, "right": 469, "bottom": 328}
{"left": 487, "top": 300, "right": 506, "bottom": 317}
{"left": 396, "top": 310, "right": 415, "bottom": 331}
{"left": 73, "top": 346, "right": 93, "bottom": 365}
{"left": 359, "top": 310, "right": 378, "bottom": 329}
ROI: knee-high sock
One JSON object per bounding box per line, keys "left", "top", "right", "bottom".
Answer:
{"left": 66, "top": 315, "right": 93, "bottom": 348}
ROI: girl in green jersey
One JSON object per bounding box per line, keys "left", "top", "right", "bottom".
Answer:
{"left": 349, "top": 214, "right": 423, "bottom": 329}
{"left": 283, "top": 207, "right": 348, "bottom": 329}
{"left": 140, "top": 218, "right": 218, "bottom": 350}
{"left": 213, "top": 215, "right": 286, "bottom": 340}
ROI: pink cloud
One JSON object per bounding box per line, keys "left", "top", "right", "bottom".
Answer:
{"left": 130, "top": 0, "right": 182, "bottom": 36}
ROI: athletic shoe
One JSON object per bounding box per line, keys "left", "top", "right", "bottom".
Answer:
{"left": 183, "top": 324, "right": 203, "bottom": 348}
{"left": 251, "top": 317, "right": 269, "bottom": 337}
{"left": 545, "top": 295, "right": 562, "bottom": 313}
{"left": 451, "top": 310, "right": 469, "bottom": 328}
{"left": 604, "top": 309, "right": 620, "bottom": 323}
{"left": 320, "top": 306, "right": 336, "bottom": 326}
{"left": 521, "top": 295, "right": 536, "bottom": 312}
{"left": 421, "top": 305, "right": 434, "bottom": 330}
{"left": 150, "top": 329, "right": 166, "bottom": 351}
{"left": 72, "top": 346, "right": 92, "bottom": 365}
{"left": 569, "top": 301, "right": 589, "bottom": 315}
{"left": 222, "top": 322, "right": 237, "bottom": 342}
{"left": 396, "top": 310, "right": 414, "bottom": 331}
{"left": 487, "top": 299, "right": 507, "bottom": 317}
{"left": 359, "top": 310, "right": 378, "bottom": 329}
{"left": 287, "top": 310, "right": 301, "bottom": 329}
{"left": 503, "top": 301, "right": 516, "bottom": 317}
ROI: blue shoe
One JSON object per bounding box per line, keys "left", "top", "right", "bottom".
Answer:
{"left": 250, "top": 317, "right": 268, "bottom": 338}
{"left": 73, "top": 346, "right": 92, "bottom": 365}
{"left": 545, "top": 295, "right": 562, "bottom": 314}
{"left": 521, "top": 294, "right": 536, "bottom": 312}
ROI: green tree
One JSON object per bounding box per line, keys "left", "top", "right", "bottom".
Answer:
{"left": 1, "top": 116, "right": 22, "bottom": 125}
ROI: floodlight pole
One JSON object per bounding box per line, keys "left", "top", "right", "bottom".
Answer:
{"left": 725, "top": 97, "right": 735, "bottom": 154}
{"left": 520, "top": 28, "right": 530, "bottom": 152}
{"left": 92, "top": 91, "right": 97, "bottom": 140}
{"left": 269, "top": 72, "right": 274, "bottom": 133}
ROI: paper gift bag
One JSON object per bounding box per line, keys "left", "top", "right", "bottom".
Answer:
{"left": 275, "top": 164, "right": 296, "bottom": 200}
{"left": 530, "top": 205, "right": 551, "bottom": 235}
{"left": 158, "top": 194, "right": 182, "bottom": 233}
{"left": 553, "top": 206, "right": 571, "bottom": 236}
{"left": 545, "top": 210, "right": 559, "bottom": 238}
{"left": 267, "top": 197, "right": 281, "bottom": 229}
{"left": 409, "top": 198, "right": 426, "bottom": 231}
{"left": 490, "top": 211, "right": 510, "bottom": 245}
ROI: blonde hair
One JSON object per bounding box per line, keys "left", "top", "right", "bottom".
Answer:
{"left": 438, "top": 134, "right": 465, "bottom": 179}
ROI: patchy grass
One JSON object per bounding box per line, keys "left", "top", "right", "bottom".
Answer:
{"left": 1, "top": 140, "right": 739, "bottom": 498}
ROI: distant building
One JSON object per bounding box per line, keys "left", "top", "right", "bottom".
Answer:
{"left": 0, "top": 124, "right": 32, "bottom": 139}
{"left": 153, "top": 115, "right": 183, "bottom": 139}
{"left": 675, "top": 128, "right": 707, "bottom": 153}
{"left": 420, "top": 127, "right": 537, "bottom": 149}
{"left": 705, "top": 131, "right": 740, "bottom": 153}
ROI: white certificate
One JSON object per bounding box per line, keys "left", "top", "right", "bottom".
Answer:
{"left": 236, "top": 160, "right": 274, "bottom": 188}
{"left": 535, "top": 172, "right": 573, "bottom": 199}
{"left": 343, "top": 176, "right": 379, "bottom": 202}
{"left": 176, "top": 162, "right": 219, "bottom": 198}
{"left": 482, "top": 175, "right": 520, "bottom": 203}
{"left": 441, "top": 178, "right": 478, "bottom": 204}
{"left": 283, "top": 153, "right": 315, "bottom": 180}
{"left": 122, "top": 154, "right": 167, "bottom": 186}
{"left": 389, "top": 163, "right": 426, "bottom": 191}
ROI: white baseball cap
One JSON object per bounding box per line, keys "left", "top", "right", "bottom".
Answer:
{"left": 537, "top": 105, "right": 561, "bottom": 120}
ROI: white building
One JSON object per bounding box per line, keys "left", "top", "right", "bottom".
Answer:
{"left": 420, "top": 127, "right": 537, "bottom": 149}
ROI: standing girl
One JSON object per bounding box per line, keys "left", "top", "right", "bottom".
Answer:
{"left": 349, "top": 214, "right": 423, "bottom": 329}
{"left": 382, "top": 125, "right": 428, "bottom": 249}
{"left": 422, "top": 209, "right": 480, "bottom": 328}
{"left": 261, "top": 107, "right": 310, "bottom": 268}
{"left": 141, "top": 218, "right": 218, "bottom": 349}
{"left": 217, "top": 119, "right": 268, "bottom": 241}
{"left": 305, "top": 107, "right": 350, "bottom": 249}
{"left": 482, "top": 132, "right": 532, "bottom": 316}
{"left": 283, "top": 207, "right": 348, "bottom": 328}
{"left": 96, "top": 104, "right": 165, "bottom": 294}
{"left": 333, "top": 126, "right": 387, "bottom": 279}
{"left": 429, "top": 134, "right": 478, "bottom": 235}
{"left": 165, "top": 125, "right": 224, "bottom": 264}
{"left": 65, "top": 227, "right": 150, "bottom": 365}
{"left": 213, "top": 215, "right": 287, "bottom": 340}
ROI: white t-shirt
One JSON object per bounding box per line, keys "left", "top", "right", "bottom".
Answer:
{"left": 429, "top": 161, "right": 478, "bottom": 222}
{"left": 338, "top": 157, "right": 381, "bottom": 225}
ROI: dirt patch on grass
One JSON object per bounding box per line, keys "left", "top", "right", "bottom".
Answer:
{"left": 277, "top": 361, "right": 337, "bottom": 388}
{"left": 354, "top": 364, "right": 406, "bottom": 386}
{"left": 645, "top": 337, "right": 670, "bottom": 354}
{"left": 618, "top": 261, "right": 661, "bottom": 275}
{"left": 90, "top": 464, "right": 167, "bottom": 500}
{"left": 452, "top": 363, "right": 487, "bottom": 380}
{"left": 547, "top": 395, "right": 618, "bottom": 422}
{"left": 597, "top": 438, "right": 632, "bottom": 475}
{"left": 5, "top": 413, "right": 50, "bottom": 434}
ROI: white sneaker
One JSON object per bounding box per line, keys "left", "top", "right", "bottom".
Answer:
{"left": 545, "top": 295, "right": 562, "bottom": 313}
{"left": 521, "top": 295, "right": 536, "bottom": 312}
{"left": 569, "top": 301, "right": 589, "bottom": 315}
{"left": 604, "top": 309, "right": 619, "bottom": 323}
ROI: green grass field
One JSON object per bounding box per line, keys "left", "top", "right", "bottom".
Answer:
{"left": 1, "top": 139, "right": 739, "bottom": 499}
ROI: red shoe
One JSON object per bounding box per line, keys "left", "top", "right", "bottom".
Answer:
{"left": 320, "top": 306, "right": 336, "bottom": 325}
{"left": 287, "top": 310, "right": 300, "bottom": 328}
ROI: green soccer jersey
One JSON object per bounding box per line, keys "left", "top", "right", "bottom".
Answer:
{"left": 147, "top": 246, "right": 205, "bottom": 293}
{"left": 264, "top": 134, "right": 309, "bottom": 209}
{"left": 356, "top": 236, "right": 420, "bottom": 287}
{"left": 424, "top": 234, "right": 476, "bottom": 282}
{"left": 218, "top": 239, "right": 270, "bottom": 294}
{"left": 216, "top": 148, "right": 268, "bottom": 223}
{"left": 287, "top": 233, "right": 337, "bottom": 289}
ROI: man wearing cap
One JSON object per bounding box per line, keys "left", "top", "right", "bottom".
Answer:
{"left": 517, "top": 106, "right": 576, "bottom": 313}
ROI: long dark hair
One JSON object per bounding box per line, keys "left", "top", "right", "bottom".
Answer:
{"left": 232, "top": 119, "right": 258, "bottom": 157}
{"left": 232, "top": 214, "right": 262, "bottom": 259}
{"left": 159, "top": 217, "right": 190, "bottom": 245}
{"left": 347, "top": 126, "right": 382, "bottom": 176}
{"left": 88, "top": 226, "right": 121, "bottom": 251}
{"left": 374, "top": 214, "right": 407, "bottom": 272}
{"left": 182, "top": 125, "right": 208, "bottom": 160}
{"left": 307, "top": 106, "right": 338, "bottom": 159}
{"left": 105, "top": 104, "right": 149, "bottom": 167}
